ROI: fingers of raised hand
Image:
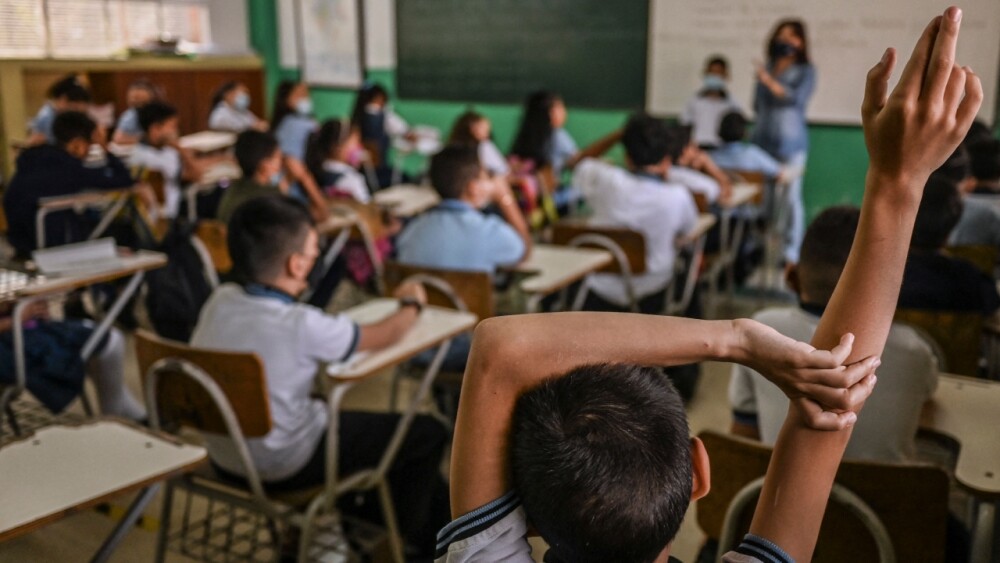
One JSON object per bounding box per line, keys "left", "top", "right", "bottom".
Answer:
{"left": 924, "top": 6, "right": 962, "bottom": 101}
{"left": 863, "top": 49, "right": 896, "bottom": 123}
{"left": 956, "top": 66, "right": 984, "bottom": 134}
{"left": 895, "top": 15, "right": 943, "bottom": 98}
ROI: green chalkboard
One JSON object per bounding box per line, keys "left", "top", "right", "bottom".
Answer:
{"left": 395, "top": 0, "right": 648, "bottom": 109}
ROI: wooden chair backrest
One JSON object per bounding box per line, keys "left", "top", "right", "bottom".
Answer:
{"left": 195, "top": 220, "right": 232, "bottom": 274}
{"left": 142, "top": 169, "right": 167, "bottom": 205}
{"left": 945, "top": 244, "right": 997, "bottom": 276}
{"left": 134, "top": 329, "right": 272, "bottom": 438}
{"left": 692, "top": 191, "right": 710, "bottom": 213}
{"left": 551, "top": 222, "right": 647, "bottom": 275}
{"left": 696, "top": 430, "right": 949, "bottom": 563}
{"left": 383, "top": 261, "right": 494, "bottom": 320}
{"left": 893, "top": 308, "right": 983, "bottom": 376}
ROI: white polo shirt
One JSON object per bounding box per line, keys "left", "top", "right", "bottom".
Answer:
{"left": 573, "top": 158, "right": 699, "bottom": 307}
{"left": 322, "top": 160, "right": 371, "bottom": 203}
{"left": 729, "top": 307, "right": 938, "bottom": 463}
{"left": 130, "top": 143, "right": 182, "bottom": 218}
{"left": 190, "top": 283, "right": 359, "bottom": 481}
{"left": 669, "top": 165, "right": 721, "bottom": 204}
{"left": 208, "top": 103, "right": 261, "bottom": 133}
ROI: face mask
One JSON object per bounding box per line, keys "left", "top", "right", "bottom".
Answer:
{"left": 295, "top": 98, "right": 313, "bottom": 115}
{"left": 269, "top": 171, "right": 283, "bottom": 186}
{"left": 770, "top": 41, "right": 798, "bottom": 59}
{"left": 702, "top": 74, "right": 727, "bottom": 91}
{"left": 364, "top": 104, "right": 382, "bottom": 114}
{"left": 346, "top": 146, "right": 365, "bottom": 167}
{"left": 234, "top": 92, "right": 251, "bottom": 110}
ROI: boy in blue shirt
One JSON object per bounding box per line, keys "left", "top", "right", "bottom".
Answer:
{"left": 710, "top": 111, "right": 786, "bottom": 182}
{"left": 26, "top": 76, "right": 91, "bottom": 146}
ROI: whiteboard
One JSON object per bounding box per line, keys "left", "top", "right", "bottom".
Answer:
{"left": 295, "top": 0, "right": 364, "bottom": 88}
{"left": 647, "top": 0, "right": 1000, "bottom": 124}
{"left": 279, "top": 0, "right": 395, "bottom": 70}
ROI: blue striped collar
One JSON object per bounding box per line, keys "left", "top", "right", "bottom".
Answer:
{"left": 435, "top": 199, "right": 476, "bottom": 212}
{"left": 243, "top": 282, "right": 296, "bottom": 304}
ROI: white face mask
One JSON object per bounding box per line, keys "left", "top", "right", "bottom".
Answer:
{"left": 295, "top": 98, "right": 313, "bottom": 115}
{"left": 234, "top": 92, "right": 251, "bottom": 110}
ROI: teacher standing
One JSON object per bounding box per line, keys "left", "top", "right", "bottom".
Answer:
{"left": 752, "top": 19, "right": 815, "bottom": 264}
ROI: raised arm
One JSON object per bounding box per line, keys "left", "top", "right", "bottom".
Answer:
{"left": 564, "top": 129, "right": 623, "bottom": 171}
{"left": 748, "top": 8, "right": 982, "bottom": 560}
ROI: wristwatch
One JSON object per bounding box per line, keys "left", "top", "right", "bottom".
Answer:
{"left": 399, "top": 296, "right": 424, "bottom": 314}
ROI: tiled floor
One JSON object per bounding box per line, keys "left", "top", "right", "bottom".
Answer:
{"left": 0, "top": 282, "right": 790, "bottom": 562}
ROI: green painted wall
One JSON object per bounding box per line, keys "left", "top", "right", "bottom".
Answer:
{"left": 247, "top": 0, "right": 869, "bottom": 220}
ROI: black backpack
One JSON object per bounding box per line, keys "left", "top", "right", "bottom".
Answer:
{"left": 144, "top": 220, "right": 214, "bottom": 342}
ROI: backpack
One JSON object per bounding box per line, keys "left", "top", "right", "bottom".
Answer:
{"left": 144, "top": 220, "right": 215, "bottom": 342}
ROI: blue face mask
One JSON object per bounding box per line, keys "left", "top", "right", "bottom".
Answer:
{"left": 295, "top": 98, "right": 313, "bottom": 115}
{"left": 269, "top": 171, "right": 283, "bottom": 186}
{"left": 234, "top": 92, "right": 251, "bottom": 110}
{"left": 702, "top": 74, "right": 727, "bottom": 91}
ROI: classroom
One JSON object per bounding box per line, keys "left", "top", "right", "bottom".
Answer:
{"left": 0, "top": 1, "right": 998, "bottom": 562}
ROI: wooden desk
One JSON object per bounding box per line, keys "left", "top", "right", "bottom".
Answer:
{"left": 921, "top": 373, "right": 1000, "bottom": 562}
{"left": 178, "top": 131, "right": 236, "bottom": 154}
{"left": 512, "top": 244, "right": 613, "bottom": 312}
{"left": 0, "top": 420, "right": 206, "bottom": 561}
{"left": 372, "top": 184, "right": 440, "bottom": 218}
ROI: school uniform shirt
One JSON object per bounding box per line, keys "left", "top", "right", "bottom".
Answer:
{"left": 574, "top": 158, "right": 699, "bottom": 307}
{"left": 478, "top": 139, "right": 510, "bottom": 176}
{"left": 680, "top": 95, "right": 741, "bottom": 148}
{"left": 216, "top": 177, "right": 282, "bottom": 223}
{"left": 710, "top": 142, "right": 783, "bottom": 178}
{"left": 321, "top": 160, "right": 370, "bottom": 203}
{"left": 28, "top": 102, "right": 57, "bottom": 144}
{"left": 208, "top": 102, "right": 262, "bottom": 133}
{"left": 951, "top": 197, "right": 1000, "bottom": 247}
{"left": 898, "top": 251, "right": 1000, "bottom": 316}
{"left": 115, "top": 108, "right": 143, "bottom": 139}
{"left": 129, "top": 143, "right": 182, "bottom": 218}
{"left": 396, "top": 199, "right": 525, "bottom": 273}
{"left": 434, "top": 492, "right": 793, "bottom": 563}
{"left": 729, "top": 307, "right": 938, "bottom": 463}
{"left": 669, "top": 165, "right": 722, "bottom": 203}
{"left": 3, "top": 144, "right": 133, "bottom": 256}
{"left": 274, "top": 114, "right": 317, "bottom": 161}
{"left": 190, "top": 283, "right": 359, "bottom": 481}
{"left": 548, "top": 128, "right": 578, "bottom": 176}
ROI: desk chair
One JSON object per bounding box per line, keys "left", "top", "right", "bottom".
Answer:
{"left": 725, "top": 169, "right": 782, "bottom": 295}
{"left": 193, "top": 219, "right": 232, "bottom": 280}
{"left": 136, "top": 330, "right": 403, "bottom": 563}
{"left": 945, "top": 244, "right": 997, "bottom": 277}
{"left": 697, "top": 430, "right": 950, "bottom": 563}
{"left": 35, "top": 190, "right": 133, "bottom": 250}
{"left": 894, "top": 309, "right": 983, "bottom": 377}
{"left": 382, "top": 261, "right": 492, "bottom": 418}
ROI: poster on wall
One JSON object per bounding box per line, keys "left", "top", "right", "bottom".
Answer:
{"left": 296, "top": 0, "right": 364, "bottom": 88}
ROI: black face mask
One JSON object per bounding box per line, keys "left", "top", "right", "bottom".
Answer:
{"left": 770, "top": 41, "right": 799, "bottom": 59}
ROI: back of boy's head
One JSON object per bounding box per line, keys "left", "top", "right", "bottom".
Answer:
{"left": 968, "top": 139, "right": 1000, "bottom": 182}
{"left": 428, "top": 145, "right": 481, "bottom": 200}
{"left": 912, "top": 177, "right": 963, "bottom": 251}
{"left": 718, "top": 111, "right": 747, "bottom": 143}
{"left": 797, "top": 206, "right": 860, "bottom": 306}
{"left": 622, "top": 113, "right": 679, "bottom": 168}
{"left": 932, "top": 145, "right": 971, "bottom": 185}
{"left": 964, "top": 119, "right": 993, "bottom": 148}
{"left": 234, "top": 130, "right": 279, "bottom": 177}
{"left": 511, "top": 363, "right": 692, "bottom": 563}
{"left": 49, "top": 75, "right": 90, "bottom": 102}
{"left": 227, "top": 196, "right": 314, "bottom": 285}
{"left": 52, "top": 111, "right": 96, "bottom": 148}
{"left": 137, "top": 101, "right": 178, "bottom": 133}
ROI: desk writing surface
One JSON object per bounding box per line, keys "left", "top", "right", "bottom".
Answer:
{"left": 178, "top": 131, "right": 237, "bottom": 153}
{"left": 515, "top": 244, "right": 613, "bottom": 295}
{"left": 316, "top": 206, "right": 360, "bottom": 234}
{"left": 921, "top": 374, "right": 1000, "bottom": 497}
{"left": 724, "top": 184, "right": 760, "bottom": 209}
{"left": 685, "top": 214, "right": 717, "bottom": 243}
{"left": 13, "top": 251, "right": 166, "bottom": 301}
{"left": 0, "top": 421, "right": 206, "bottom": 542}
{"left": 327, "top": 299, "right": 477, "bottom": 382}
{"left": 373, "top": 185, "right": 440, "bottom": 218}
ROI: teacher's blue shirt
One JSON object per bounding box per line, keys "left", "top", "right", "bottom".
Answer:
{"left": 752, "top": 63, "right": 815, "bottom": 161}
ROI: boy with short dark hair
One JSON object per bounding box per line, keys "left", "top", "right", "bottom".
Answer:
{"left": 4, "top": 111, "right": 136, "bottom": 257}
{"left": 191, "top": 195, "right": 449, "bottom": 557}
{"left": 680, "top": 55, "right": 742, "bottom": 149}
{"left": 216, "top": 130, "right": 284, "bottom": 223}
{"left": 130, "top": 100, "right": 206, "bottom": 218}
{"left": 967, "top": 138, "right": 1000, "bottom": 194}
{"left": 26, "top": 75, "right": 91, "bottom": 146}
{"left": 436, "top": 9, "right": 979, "bottom": 562}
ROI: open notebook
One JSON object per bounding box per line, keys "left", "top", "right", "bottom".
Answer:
{"left": 31, "top": 238, "right": 123, "bottom": 277}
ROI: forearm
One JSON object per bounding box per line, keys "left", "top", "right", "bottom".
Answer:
{"left": 497, "top": 195, "right": 533, "bottom": 259}
{"left": 567, "top": 130, "right": 623, "bottom": 170}
{"left": 355, "top": 307, "right": 418, "bottom": 352}
{"left": 286, "top": 157, "right": 329, "bottom": 216}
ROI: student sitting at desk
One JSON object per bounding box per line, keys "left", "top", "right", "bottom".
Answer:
{"left": 130, "top": 101, "right": 206, "bottom": 219}
{"left": 112, "top": 79, "right": 161, "bottom": 145}
{"left": 448, "top": 111, "right": 509, "bottom": 177}
{"left": 26, "top": 75, "right": 91, "bottom": 147}
{"left": 670, "top": 141, "right": 733, "bottom": 205}
{"left": 191, "top": 195, "right": 449, "bottom": 558}
{"left": 680, "top": 55, "right": 742, "bottom": 150}
{"left": 4, "top": 111, "right": 138, "bottom": 257}
{"left": 710, "top": 111, "right": 785, "bottom": 181}
{"left": 304, "top": 118, "right": 370, "bottom": 203}
{"left": 435, "top": 12, "right": 979, "bottom": 562}
{"left": 208, "top": 81, "right": 268, "bottom": 133}
{"left": 350, "top": 82, "right": 410, "bottom": 187}
{"left": 270, "top": 81, "right": 328, "bottom": 220}
{"left": 942, "top": 143, "right": 1000, "bottom": 248}
{"left": 216, "top": 130, "right": 285, "bottom": 223}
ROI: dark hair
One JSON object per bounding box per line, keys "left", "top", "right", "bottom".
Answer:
{"left": 705, "top": 55, "right": 729, "bottom": 73}
{"left": 511, "top": 363, "right": 692, "bottom": 563}
{"left": 968, "top": 139, "right": 1000, "bottom": 181}
{"left": 964, "top": 119, "right": 993, "bottom": 148}
{"left": 127, "top": 78, "right": 162, "bottom": 99}
{"left": 305, "top": 118, "right": 350, "bottom": 184}
{"left": 52, "top": 111, "right": 96, "bottom": 148}
{"left": 211, "top": 80, "right": 241, "bottom": 109}
{"left": 798, "top": 206, "right": 861, "bottom": 305}
{"left": 228, "top": 195, "right": 314, "bottom": 284}
{"left": 48, "top": 74, "right": 87, "bottom": 100}
{"left": 137, "top": 101, "right": 178, "bottom": 133}
{"left": 270, "top": 80, "right": 301, "bottom": 131}
{"left": 350, "top": 82, "right": 389, "bottom": 129}
{"left": 448, "top": 111, "right": 485, "bottom": 149}
{"left": 510, "top": 91, "right": 562, "bottom": 166}
{"left": 57, "top": 83, "right": 91, "bottom": 104}
{"left": 767, "top": 19, "right": 810, "bottom": 64}
{"left": 718, "top": 111, "right": 748, "bottom": 143}
{"left": 622, "top": 113, "right": 679, "bottom": 167}
{"left": 932, "top": 145, "right": 971, "bottom": 184}
{"left": 912, "top": 177, "right": 963, "bottom": 250}
{"left": 234, "top": 130, "right": 279, "bottom": 177}
{"left": 429, "top": 145, "right": 482, "bottom": 200}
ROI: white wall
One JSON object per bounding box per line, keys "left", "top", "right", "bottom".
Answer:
{"left": 207, "top": 0, "right": 250, "bottom": 53}
{"left": 278, "top": 0, "right": 396, "bottom": 69}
